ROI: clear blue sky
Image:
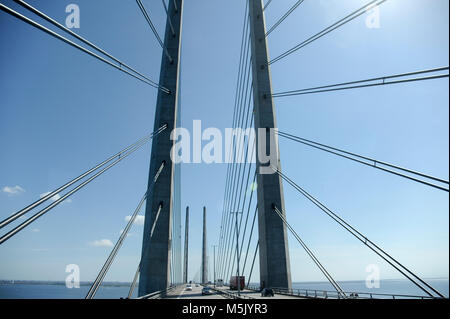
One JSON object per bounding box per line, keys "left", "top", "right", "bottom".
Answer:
{"left": 0, "top": 0, "right": 448, "bottom": 294}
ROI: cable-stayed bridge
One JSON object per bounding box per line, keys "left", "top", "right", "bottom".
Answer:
{"left": 0, "top": 0, "right": 448, "bottom": 300}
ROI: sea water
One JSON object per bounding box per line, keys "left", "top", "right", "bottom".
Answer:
{"left": 0, "top": 278, "right": 448, "bottom": 299}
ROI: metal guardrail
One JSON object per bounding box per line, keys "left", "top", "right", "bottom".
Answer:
{"left": 247, "top": 286, "right": 439, "bottom": 299}
{"left": 211, "top": 286, "right": 255, "bottom": 299}
{"left": 138, "top": 284, "right": 441, "bottom": 300}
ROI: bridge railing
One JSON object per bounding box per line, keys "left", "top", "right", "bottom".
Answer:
{"left": 247, "top": 286, "right": 437, "bottom": 300}
{"left": 218, "top": 290, "right": 254, "bottom": 300}
{"left": 211, "top": 285, "right": 255, "bottom": 299}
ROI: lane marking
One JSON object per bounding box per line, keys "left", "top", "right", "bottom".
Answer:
{"left": 177, "top": 287, "right": 186, "bottom": 299}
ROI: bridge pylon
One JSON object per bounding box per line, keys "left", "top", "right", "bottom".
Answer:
{"left": 138, "top": 0, "right": 183, "bottom": 296}
{"left": 248, "top": 0, "right": 292, "bottom": 290}
{"left": 183, "top": 206, "right": 189, "bottom": 284}
{"left": 201, "top": 206, "right": 208, "bottom": 284}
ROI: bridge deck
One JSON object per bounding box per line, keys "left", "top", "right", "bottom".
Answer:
{"left": 164, "top": 285, "right": 304, "bottom": 299}
{"left": 164, "top": 285, "right": 227, "bottom": 299}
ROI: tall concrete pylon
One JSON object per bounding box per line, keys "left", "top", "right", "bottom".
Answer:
{"left": 138, "top": 0, "right": 184, "bottom": 296}
{"left": 183, "top": 206, "right": 189, "bottom": 283}
{"left": 248, "top": 0, "right": 292, "bottom": 290}
{"left": 201, "top": 206, "right": 208, "bottom": 284}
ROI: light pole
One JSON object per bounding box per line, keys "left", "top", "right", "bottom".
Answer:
{"left": 231, "top": 211, "right": 242, "bottom": 296}
{"left": 213, "top": 245, "right": 217, "bottom": 288}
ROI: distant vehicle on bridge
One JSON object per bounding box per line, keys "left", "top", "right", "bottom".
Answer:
{"left": 229, "top": 276, "right": 245, "bottom": 290}
{"left": 261, "top": 288, "right": 274, "bottom": 297}
{"left": 202, "top": 287, "right": 214, "bottom": 296}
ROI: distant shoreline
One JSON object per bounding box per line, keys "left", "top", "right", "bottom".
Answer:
{"left": 0, "top": 280, "right": 132, "bottom": 287}
{"left": 1, "top": 277, "right": 448, "bottom": 287}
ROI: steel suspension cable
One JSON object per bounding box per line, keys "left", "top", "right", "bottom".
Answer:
{"left": 0, "top": 126, "right": 167, "bottom": 245}
{"left": 219, "top": 20, "right": 251, "bottom": 279}
{"left": 226, "top": 134, "right": 256, "bottom": 280}
{"left": 224, "top": 96, "right": 255, "bottom": 277}
{"left": 225, "top": 92, "right": 255, "bottom": 281}
{"left": 271, "top": 67, "right": 449, "bottom": 97}
{"left": 222, "top": 77, "right": 254, "bottom": 281}
{"left": 219, "top": 59, "right": 250, "bottom": 279}
{"left": 241, "top": 206, "right": 258, "bottom": 275}
{"left": 222, "top": 7, "right": 256, "bottom": 281}
{"left": 263, "top": 0, "right": 273, "bottom": 11}
{"left": 238, "top": 172, "right": 257, "bottom": 262}
{"left": 222, "top": 6, "right": 250, "bottom": 229}
{"left": 275, "top": 130, "right": 449, "bottom": 192}
{"left": 1, "top": 3, "right": 168, "bottom": 92}
{"left": 218, "top": 4, "right": 250, "bottom": 276}
{"left": 222, "top": 123, "right": 250, "bottom": 280}
{"left": 161, "top": 0, "right": 176, "bottom": 36}
{"left": 0, "top": 126, "right": 166, "bottom": 229}
{"left": 265, "top": 0, "right": 305, "bottom": 37}
{"left": 86, "top": 176, "right": 165, "bottom": 300}
{"left": 269, "top": 0, "right": 387, "bottom": 65}
{"left": 92, "top": 165, "right": 166, "bottom": 299}
{"left": 11, "top": 0, "right": 168, "bottom": 92}
{"left": 127, "top": 262, "right": 141, "bottom": 299}
{"left": 273, "top": 205, "right": 346, "bottom": 298}
{"left": 136, "top": 0, "right": 173, "bottom": 63}
{"left": 0, "top": 138, "right": 149, "bottom": 244}
{"left": 271, "top": 166, "right": 445, "bottom": 298}
{"left": 226, "top": 130, "right": 255, "bottom": 278}
{"left": 247, "top": 241, "right": 259, "bottom": 287}
{"left": 127, "top": 179, "right": 166, "bottom": 299}
{"left": 86, "top": 194, "right": 149, "bottom": 299}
